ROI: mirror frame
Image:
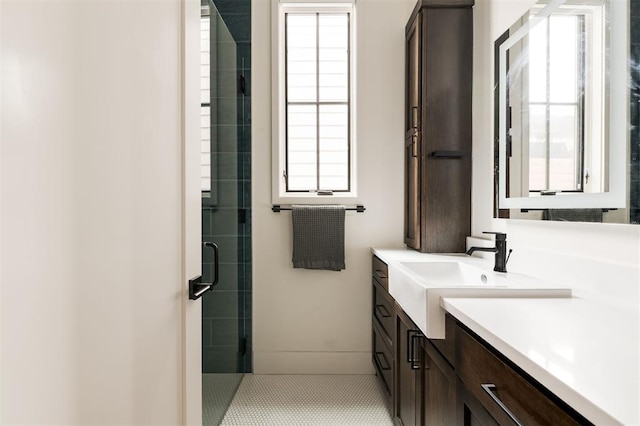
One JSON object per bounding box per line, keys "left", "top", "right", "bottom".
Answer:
{"left": 495, "top": 0, "right": 628, "bottom": 210}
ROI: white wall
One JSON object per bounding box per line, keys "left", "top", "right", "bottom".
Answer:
{"left": 252, "top": 0, "right": 639, "bottom": 375}
{"left": 252, "top": 0, "right": 414, "bottom": 374}
{"left": 1, "top": 1, "right": 187, "bottom": 423}
{"left": 472, "top": 0, "right": 640, "bottom": 304}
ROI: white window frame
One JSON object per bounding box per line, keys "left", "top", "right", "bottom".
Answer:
{"left": 271, "top": 0, "right": 358, "bottom": 204}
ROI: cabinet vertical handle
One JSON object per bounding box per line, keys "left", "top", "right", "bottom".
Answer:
{"left": 410, "top": 332, "right": 421, "bottom": 369}
{"left": 407, "top": 330, "right": 421, "bottom": 370}
{"left": 481, "top": 384, "right": 524, "bottom": 426}
{"left": 411, "top": 106, "right": 419, "bottom": 129}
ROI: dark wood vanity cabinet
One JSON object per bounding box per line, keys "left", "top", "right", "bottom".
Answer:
{"left": 457, "top": 380, "right": 500, "bottom": 426}
{"left": 372, "top": 257, "right": 394, "bottom": 402}
{"left": 404, "top": 0, "right": 474, "bottom": 253}
{"left": 395, "top": 308, "right": 422, "bottom": 426}
{"left": 395, "top": 309, "right": 458, "bottom": 426}
{"left": 455, "top": 324, "right": 592, "bottom": 426}
{"left": 420, "top": 337, "right": 457, "bottom": 426}
{"left": 371, "top": 255, "right": 590, "bottom": 425}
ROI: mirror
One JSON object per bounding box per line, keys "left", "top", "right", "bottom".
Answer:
{"left": 494, "top": 0, "right": 639, "bottom": 224}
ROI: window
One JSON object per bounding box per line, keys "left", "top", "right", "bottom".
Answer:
{"left": 527, "top": 14, "right": 586, "bottom": 193}
{"left": 201, "top": 8, "right": 212, "bottom": 193}
{"left": 273, "top": 1, "right": 356, "bottom": 202}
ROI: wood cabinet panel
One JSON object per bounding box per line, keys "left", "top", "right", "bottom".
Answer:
{"left": 371, "top": 256, "right": 394, "bottom": 408}
{"left": 404, "top": 3, "right": 473, "bottom": 253}
{"left": 373, "top": 280, "right": 395, "bottom": 341}
{"left": 457, "top": 380, "right": 500, "bottom": 426}
{"left": 421, "top": 339, "right": 456, "bottom": 426}
{"left": 372, "top": 256, "right": 389, "bottom": 290}
{"left": 373, "top": 319, "right": 394, "bottom": 396}
{"left": 456, "top": 324, "right": 591, "bottom": 426}
{"left": 395, "top": 308, "right": 421, "bottom": 426}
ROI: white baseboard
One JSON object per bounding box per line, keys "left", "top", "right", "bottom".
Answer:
{"left": 253, "top": 351, "right": 375, "bottom": 375}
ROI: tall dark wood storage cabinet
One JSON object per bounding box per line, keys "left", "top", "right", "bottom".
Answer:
{"left": 404, "top": 0, "right": 474, "bottom": 253}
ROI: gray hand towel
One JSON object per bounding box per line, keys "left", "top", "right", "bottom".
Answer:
{"left": 292, "top": 205, "right": 345, "bottom": 271}
{"left": 543, "top": 209, "right": 603, "bottom": 222}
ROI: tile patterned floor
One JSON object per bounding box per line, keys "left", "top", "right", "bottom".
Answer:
{"left": 203, "top": 373, "right": 244, "bottom": 426}
{"left": 220, "top": 374, "right": 394, "bottom": 426}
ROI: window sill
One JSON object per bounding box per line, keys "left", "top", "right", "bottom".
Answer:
{"left": 272, "top": 192, "right": 359, "bottom": 206}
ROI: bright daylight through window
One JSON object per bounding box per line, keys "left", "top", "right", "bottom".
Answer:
{"left": 275, "top": 2, "right": 354, "bottom": 198}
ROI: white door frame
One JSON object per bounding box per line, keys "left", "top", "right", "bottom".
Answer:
{"left": 181, "top": 0, "right": 203, "bottom": 424}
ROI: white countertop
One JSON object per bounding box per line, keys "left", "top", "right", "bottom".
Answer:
{"left": 442, "top": 296, "right": 639, "bottom": 426}
{"left": 372, "top": 247, "right": 640, "bottom": 425}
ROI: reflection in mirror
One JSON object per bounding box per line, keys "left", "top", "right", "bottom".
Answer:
{"left": 493, "top": 0, "right": 639, "bottom": 224}
{"left": 507, "top": 6, "right": 605, "bottom": 197}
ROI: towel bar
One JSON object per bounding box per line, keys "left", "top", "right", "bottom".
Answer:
{"left": 272, "top": 204, "right": 366, "bottom": 213}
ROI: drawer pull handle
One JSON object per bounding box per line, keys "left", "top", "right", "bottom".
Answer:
{"left": 374, "top": 351, "right": 391, "bottom": 371}
{"left": 481, "top": 384, "right": 524, "bottom": 426}
{"left": 375, "top": 304, "right": 391, "bottom": 318}
{"left": 374, "top": 270, "right": 387, "bottom": 281}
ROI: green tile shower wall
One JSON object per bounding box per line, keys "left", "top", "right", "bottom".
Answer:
{"left": 202, "top": 0, "right": 251, "bottom": 374}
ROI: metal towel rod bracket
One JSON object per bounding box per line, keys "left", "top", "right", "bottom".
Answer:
{"left": 272, "top": 204, "right": 366, "bottom": 213}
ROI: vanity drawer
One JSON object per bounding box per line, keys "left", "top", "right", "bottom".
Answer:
{"left": 456, "top": 324, "right": 590, "bottom": 426}
{"left": 373, "top": 318, "right": 393, "bottom": 396}
{"left": 373, "top": 280, "right": 394, "bottom": 340}
{"left": 372, "top": 256, "right": 389, "bottom": 290}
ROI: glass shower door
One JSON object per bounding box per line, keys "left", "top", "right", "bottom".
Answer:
{"left": 200, "top": 1, "right": 251, "bottom": 424}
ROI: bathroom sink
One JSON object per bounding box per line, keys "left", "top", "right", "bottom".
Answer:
{"left": 387, "top": 257, "right": 572, "bottom": 339}
{"left": 398, "top": 261, "right": 509, "bottom": 287}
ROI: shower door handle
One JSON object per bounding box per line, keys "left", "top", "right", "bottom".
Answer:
{"left": 189, "top": 242, "right": 220, "bottom": 300}
{"left": 188, "top": 275, "right": 211, "bottom": 300}
{"left": 204, "top": 242, "right": 219, "bottom": 287}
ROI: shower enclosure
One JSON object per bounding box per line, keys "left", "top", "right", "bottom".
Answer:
{"left": 200, "top": 0, "right": 251, "bottom": 423}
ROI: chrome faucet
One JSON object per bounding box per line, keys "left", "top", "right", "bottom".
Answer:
{"left": 466, "top": 232, "right": 511, "bottom": 273}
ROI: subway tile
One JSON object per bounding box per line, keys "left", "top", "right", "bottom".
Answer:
{"left": 202, "top": 263, "right": 213, "bottom": 283}
{"left": 224, "top": 15, "right": 251, "bottom": 42}
{"left": 210, "top": 318, "right": 242, "bottom": 346}
{"left": 202, "top": 318, "right": 213, "bottom": 347}
{"left": 202, "top": 209, "right": 212, "bottom": 236}
{"left": 214, "top": 125, "right": 240, "bottom": 153}
{"left": 213, "top": 0, "right": 251, "bottom": 17}
{"left": 211, "top": 181, "right": 240, "bottom": 208}
{"left": 236, "top": 42, "right": 251, "bottom": 68}
{"left": 202, "top": 346, "right": 241, "bottom": 373}
{"left": 202, "top": 290, "right": 241, "bottom": 319}
{"left": 239, "top": 125, "right": 251, "bottom": 153}
{"left": 212, "top": 235, "right": 239, "bottom": 262}
{"left": 215, "top": 152, "right": 240, "bottom": 180}
{"left": 210, "top": 208, "right": 240, "bottom": 233}
{"left": 210, "top": 262, "right": 240, "bottom": 292}
{"left": 212, "top": 97, "right": 242, "bottom": 126}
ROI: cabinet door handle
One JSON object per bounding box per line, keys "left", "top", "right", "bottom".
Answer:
{"left": 410, "top": 332, "right": 421, "bottom": 370}
{"left": 481, "top": 384, "right": 524, "bottom": 426}
{"left": 411, "top": 106, "right": 419, "bottom": 129}
{"left": 375, "top": 304, "right": 391, "bottom": 318}
{"left": 374, "top": 351, "right": 391, "bottom": 371}
{"left": 406, "top": 330, "right": 422, "bottom": 369}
